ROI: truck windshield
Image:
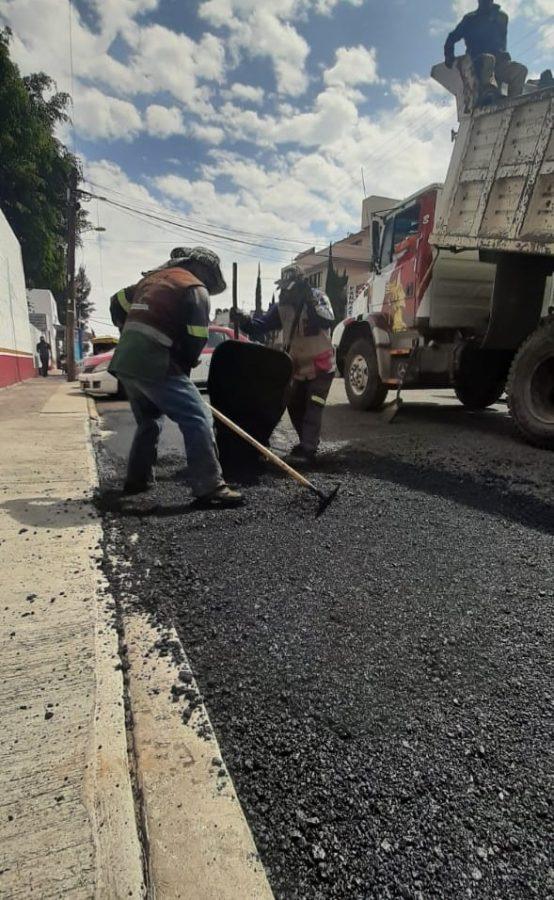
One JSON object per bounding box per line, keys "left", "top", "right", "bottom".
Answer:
{"left": 381, "top": 203, "right": 420, "bottom": 268}
{"left": 394, "top": 204, "right": 420, "bottom": 249}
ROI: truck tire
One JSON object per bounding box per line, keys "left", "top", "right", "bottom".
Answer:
{"left": 345, "top": 338, "right": 388, "bottom": 410}
{"left": 454, "top": 345, "right": 509, "bottom": 410}
{"left": 507, "top": 318, "right": 554, "bottom": 450}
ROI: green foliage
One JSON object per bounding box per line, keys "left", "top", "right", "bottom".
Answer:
{"left": 75, "top": 265, "right": 94, "bottom": 324}
{"left": 0, "top": 27, "right": 86, "bottom": 313}
{"left": 325, "top": 244, "right": 348, "bottom": 321}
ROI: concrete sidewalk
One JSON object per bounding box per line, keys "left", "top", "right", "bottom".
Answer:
{"left": 0, "top": 378, "right": 144, "bottom": 897}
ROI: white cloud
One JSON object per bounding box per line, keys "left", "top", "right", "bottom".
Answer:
{"left": 198, "top": 0, "right": 368, "bottom": 96}
{"left": 75, "top": 88, "right": 143, "bottom": 141}
{"left": 226, "top": 82, "right": 266, "bottom": 105}
{"left": 452, "top": 0, "right": 522, "bottom": 15}
{"left": 145, "top": 105, "right": 186, "bottom": 138}
{"left": 79, "top": 160, "right": 291, "bottom": 325}
{"left": 0, "top": 0, "right": 226, "bottom": 119}
{"left": 277, "top": 87, "right": 359, "bottom": 145}
{"left": 324, "top": 45, "right": 380, "bottom": 88}
{"left": 190, "top": 123, "right": 226, "bottom": 145}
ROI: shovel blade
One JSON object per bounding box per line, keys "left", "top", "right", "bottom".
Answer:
{"left": 380, "top": 397, "right": 403, "bottom": 424}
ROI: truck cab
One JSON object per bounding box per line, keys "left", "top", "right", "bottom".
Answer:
{"left": 335, "top": 185, "right": 503, "bottom": 411}
{"left": 335, "top": 78, "right": 554, "bottom": 448}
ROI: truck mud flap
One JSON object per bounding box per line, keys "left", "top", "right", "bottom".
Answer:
{"left": 482, "top": 254, "right": 553, "bottom": 350}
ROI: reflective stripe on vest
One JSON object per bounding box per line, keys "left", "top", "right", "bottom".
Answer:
{"left": 311, "top": 395, "right": 326, "bottom": 406}
{"left": 187, "top": 325, "right": 209, "bottom": 338}
{"left": 117, "top": 288, "right": 131, "bottom": 312}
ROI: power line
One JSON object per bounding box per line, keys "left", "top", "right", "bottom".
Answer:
{"left": 84, "top": 178, "right": 318, "bottom": 250}
{"left": 84, "top": 189, "right": 368, "bottom": 266}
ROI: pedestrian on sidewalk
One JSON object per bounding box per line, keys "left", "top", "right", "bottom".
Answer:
{"left": 36, "top": 336, "right": 51, "bottom": 377}
{"left": 233, "top": 265, "right": 335, "bottom": 462}
{"left": 109, "top": 246, "right": 243, "bottom": 508}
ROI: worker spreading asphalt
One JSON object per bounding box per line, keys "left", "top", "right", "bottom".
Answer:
{"left": 97, "top": 397, "right": 553, "bottom": 900}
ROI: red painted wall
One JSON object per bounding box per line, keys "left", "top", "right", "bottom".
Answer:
{"left": 0, "top": 353, "right": 37, "bottom": 388}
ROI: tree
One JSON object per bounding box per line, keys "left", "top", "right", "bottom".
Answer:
{"left": 75, "top": 266, "right": 94, "bottom": 325}
{"left": 325, "top": 243, "right": 348, "bottom": 321}
{"left": 0, "top": 28, "right": 87, "bottom": 319}
{"left": 255, "top": 263, "right": 262, "bottom": 313}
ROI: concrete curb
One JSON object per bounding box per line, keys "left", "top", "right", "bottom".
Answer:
{"left": 88, "top": 398, "right": 274, "bottom": 899}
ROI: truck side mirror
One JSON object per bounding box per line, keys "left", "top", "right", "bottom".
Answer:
{"left": 371, "top": 220, "right": 381, "bottom": 272}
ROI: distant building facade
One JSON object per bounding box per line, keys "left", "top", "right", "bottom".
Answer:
{"left": 28, "top": 289, "right": 62, "bottom": 366}
{"left": 285, "top": 195, "right": 399, "bottom": 315}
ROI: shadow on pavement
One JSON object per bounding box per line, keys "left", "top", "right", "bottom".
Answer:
{"left": 0, "top": 496, "right": 92, "bottom": 529}
{"left": 313, "top": 447, "right": 553, "bottom": 537}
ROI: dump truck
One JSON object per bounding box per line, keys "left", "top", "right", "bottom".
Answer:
{"left": 334, "top": 67, "right": 554, "bottom": 449}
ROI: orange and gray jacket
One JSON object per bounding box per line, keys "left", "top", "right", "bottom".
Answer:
{"left": 109, "top": 267, "right": 210, "bottom": 382}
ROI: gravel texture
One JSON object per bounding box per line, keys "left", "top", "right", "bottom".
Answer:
{"left": 96, "top": 398, "right": 554, "bottom": 900}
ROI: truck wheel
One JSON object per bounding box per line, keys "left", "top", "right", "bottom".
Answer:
{"left": 345, "top": 338, "right": 388, "bottom": 410}
{"left": 454, "top": 345, "right": 509, "bottom": 410}
{"left": 507, "top": 318, "right": 554, "bottom": 450}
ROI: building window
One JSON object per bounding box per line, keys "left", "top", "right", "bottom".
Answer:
{"left": 308, "top": 272, "right": 321, "bottom": 288}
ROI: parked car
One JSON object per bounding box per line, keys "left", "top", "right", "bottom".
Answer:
{"left": 78, "top": 326, "right": 244, "bottom": 398}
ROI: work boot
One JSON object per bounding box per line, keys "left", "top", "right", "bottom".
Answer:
{"left": 288, "top": 444, "right": 316, "bottom": 463}
{"left": 289, "top": 444, "right": 305, "bottom": 458}
{"left": 196, "top": 484, "right": 244, "bottom": 509}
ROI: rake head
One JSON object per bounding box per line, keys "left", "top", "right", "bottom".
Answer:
{"left": 316, "top": 484, "right": 341, "bottom": 518}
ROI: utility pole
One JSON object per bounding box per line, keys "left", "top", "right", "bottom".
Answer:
{"left": 232, "top": 262, "right": 239, "bottom": 339}
{"left": 66, "top": 167, "right": 78, "bottom": 382}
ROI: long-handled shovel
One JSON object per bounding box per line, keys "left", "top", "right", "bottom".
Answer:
{"left": 208, "top": 404, "right": 340, "bottom": 518}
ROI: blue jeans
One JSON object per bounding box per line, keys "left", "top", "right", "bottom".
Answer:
{"left": 121, "top": 375, "right": 225, "bottom": 497}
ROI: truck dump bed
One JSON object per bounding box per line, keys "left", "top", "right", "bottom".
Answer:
{"left": 432, "top": 87, "right": 554, "bottom": 256}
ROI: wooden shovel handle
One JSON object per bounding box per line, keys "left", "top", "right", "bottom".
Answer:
{"left": 208, "top": 403, "right": 317, "bottom": 494}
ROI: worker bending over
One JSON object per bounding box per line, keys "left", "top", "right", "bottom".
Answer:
{"left": 234, "top": 265, "right": 335, "bottom": 462}
{"left": 109, "top": 246, "right": 242, "bottom": 508}
{"left": 445, "top": 0, "right": 527, "bottom": 105}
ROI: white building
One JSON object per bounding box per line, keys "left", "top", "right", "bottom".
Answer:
{"left": 0, "top": 208, "right": 37, "bottom": 387}
{"left": 28, "top": 289, "right": 62, "bottom": 366}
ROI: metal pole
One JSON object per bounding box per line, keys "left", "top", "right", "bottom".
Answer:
{"left": 232, "top": 262, "right": 239, "bottom": 339}
{"left": 66, "top": 167, "right": 78, "bottom": 382}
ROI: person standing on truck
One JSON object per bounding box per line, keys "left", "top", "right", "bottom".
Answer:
{"left": 109, "top": 246, "right": 243, "bottom": 508}
{"left": 444, "top": 0, "right": 527, "bottom": 104}
{"left": 233, "top": 265, "right": 335, "bottom": 463}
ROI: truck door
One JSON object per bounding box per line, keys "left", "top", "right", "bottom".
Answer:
{"left": 381, "top": 202, "right": 421, "bottom": 334}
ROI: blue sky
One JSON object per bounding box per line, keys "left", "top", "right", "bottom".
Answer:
{"left": 1, "top": 0, "right": 552, "bottom": 328}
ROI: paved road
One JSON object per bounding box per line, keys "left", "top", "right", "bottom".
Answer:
{"left": 96, "top": 381, "right": 553, "bottom": 900}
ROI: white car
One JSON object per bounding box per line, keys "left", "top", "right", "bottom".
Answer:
{"left": 78, "top": 326, "right": 240, "bottom": 398}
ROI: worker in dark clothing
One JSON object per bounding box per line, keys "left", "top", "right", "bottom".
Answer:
{"left": 445, "top": 0, "right": 527, "bottom": 103}
{"left": 233, "top": 265, "right": 335, "bottom": 462}
{"left": 37, "top": 337, "right": 51, "bottom": 377}
{"left": 109, "top": 246, "right": 242, "bottom": 507}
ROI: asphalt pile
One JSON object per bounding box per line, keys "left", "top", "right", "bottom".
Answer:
{"left": 99, "top": 448, "right": 553, "bottom": 900}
